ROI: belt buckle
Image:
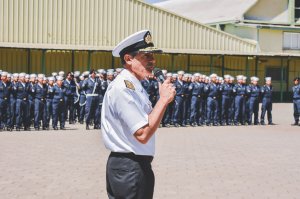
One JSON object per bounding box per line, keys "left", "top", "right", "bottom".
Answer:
{"left": 213, "top": 97, "right": 216, "bottom": 99}
{"left": 60, "top": 99, "right": 63, "bottom": 102}
{"left": 198, "top": 95, "right": 201, "bottom": 98}
{"left": 23, "top": 98, "right": 27, "bottom": 100}
{"left": 4, "top": 97, "right": 7, "bottom": 100}
{"left": 181, "top": 95, "right": 184, "bottom": 97}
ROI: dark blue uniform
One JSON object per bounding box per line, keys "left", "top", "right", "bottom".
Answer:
{"left": 220, "top": 82, "right": 234, "bottom": 125}
{"left": 0, "top": 81, "right": 12, "bottom": 130}
{"left": 78, "top": 80, "right": 86, "bottom": 124}
{"left": 260, "top": 85, "right": 273, "bottom": 125}
{"left": 10, "top": 81, "right": 17, "bottom": 128}
{"left": 233, "top": 83, "right": 246, "bottom": 125}
{"left": 46, "top": 84, "right": 54, "bottom": 129}
{"left": 32, "top": 83, "right": 48, "bottom": 129}
{"left": 200, "top": 82, "right": 207, "bottom": 125}
{"left": 173, "top": 80, "right": 188, "bottom": 126}
{"left": 189, "top": 81, "right": 203, "bottom": 125}
{"left": 205, "top": 83, "right": 220, "bottom": 125}
{"left": 82, "top": 77, "right": 101, "bottom": 128}
{"left": 14, "top": 81, "right": 31, "bottom": 130}
{"left": 28, "top": 82, "right": 35, "bottom": 124}
{"left": 292, "top": 84, "right": 300, "bottom": 124}
{"left": 52, "top": 84, "right": 66, "bottom": 129}
{"left": 73, "top": 78, "right": 81, "bottom": 123}
{"left": 95, "top": 79, "right": 108, "bottom": 129}
{"left": 246, "top": 84, "right": 260, "bottom": 125}
{"left": 64, "top": 79, "right": 76, "bottom": 124}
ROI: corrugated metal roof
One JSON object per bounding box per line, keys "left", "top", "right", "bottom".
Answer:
{"left": 155, "top": 0, "right": 258, "bottom": 24}
{"left": 0, "top": 0, "right": 257, "bottom": 54}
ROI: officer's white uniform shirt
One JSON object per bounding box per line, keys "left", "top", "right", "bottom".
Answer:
{"left": 101, "top": 69, "right": 155, "bottom": 156}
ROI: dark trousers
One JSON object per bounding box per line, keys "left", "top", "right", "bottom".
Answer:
{"left": 162, "top": 101, "right": 173, "bottom": 125}
{"left": 234, "top": 96, "right": 245, "bottom": 124}
{"left": 34, "top": 99, "right": 47, "bottom": 128}
{"left": 79, "top": 95, "right": 86, "bottom": 122}
{"left": 221, "top": 95, "right": 230, "bottom": 124}
{"left": 85, "top": 96, "right": 99, "bottom": 125}
{"left": 46, "top": 99, "right": 53, "bottom": 127}
{"left": 10, "top": 98, "right": 16, "bottom": 127}
{"left": 65, "top": 96, "right": 75, "bottom": 123}
{"left": 293, "top": 99, "right": 300, "bottom": 122}
{"left": 106, "top": 152, "right": 154, "bottom": 199}
{"left": 52, "top": 100, "right": 66, "bottom": 128}
{"left": 248, "top": 97, "right": 259, "bottom": 124}
{"left": 206, "top": 97, "right": 219, "bottom": 124}
{"left": 173, "top": 96, "right": 184, "bottom": 124}
{"left": 189, "top": 96, "right": 200, "bottom": 124}
{"left": 0, "top": 98, "right": 11, "bottom": 128}
{"left": 15, "top": 99, "right": 30, "bottom": 129}
{"left": 260, "top": 98, "right": 272, "bottom": 123}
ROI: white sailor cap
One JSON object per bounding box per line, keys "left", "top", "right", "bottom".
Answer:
{"left": 25, "top": 74, "right": 30, "bottom": 79}
{"left": 205, "top": 76, "right": 210, "bottom": 80}
{"left": 224, "top": 74, "right": 230, "bottom": 79}
{"left": 242, "top": 76, "right": 247, "bottom": 80}
{"left": 19, "top": 73, "right": 26, "bottom": 78}
{"left": 183, "top": 74, "right": 189, "bottom": 78}
{"left": 229, "top": 76, "right": 235, "bottom": 81}
{"left": 13, "top": 73, "right": 19, "bottom": 78}
{"left": 38, "top": 74, "right": 45, "bottom": 79}
{"left": 236, "top": 75, "right": 243, "bottom": 80}
{"left": 265, "top": 77, "right": 271, "bottom": 81}
{"left": 162, "top": 69, "right": 167, "bottom": 75}
{"left": 253, "top": 77, "right": 259, "bottom": 82}
{"left": 1, "top": 71, "right": 8, "bottom": 76}
{"left": 83, "top": 71, "right": 89, "bottom": 77}
{"left": 79, "top": 75, "right": 84, "bottom": 80}
{"left": 172, "top": 73, "right": 178, "bottom": 78}
{"left": 56, "top": 76, "right": 63, "bottom": 81}
{"left": 30, "top": 74, "right": 37, "bottom": 78}
{"left": 7, "top": 73, "right": 12, "bottom": 78}
{"left": 210, "top": 73, "right": 218, "bottom": 78}
{"left": 218, "top": 77, "right": 223, "bottom": 81}
{"left": 58, "top": 71, "right": 65, "bottom": 76}
{"left": 177, "top": 71, "right": 185, "bottom": 75}
{"left": 112, "top": 30, "right": 162, "bottom": 57}
{"left": 107, "top": 70, "right": 114, "bottom": 76}
{"left": 74, "top": 71, "right": 80, "bottom": 77}
{"left": 98, "top": 69, "right": 106, "bottom": 74}
{"left": 116, "top": 68, "right": 123, "bottom": 73}
{"left": 48, "top": 76, "right": 55, "bottom": 81}
{"left": 52, "top": 72, "right": 58, "bottom": 76}
{"left": 166, "top": 73, "right": 172, "bottom": 77}
{"left": 193, "top": 73, "right": 200, "bottom": 77}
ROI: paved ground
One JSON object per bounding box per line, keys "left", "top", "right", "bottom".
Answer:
{"left": 0, "top": 103, "right": 300, "bottom": 199}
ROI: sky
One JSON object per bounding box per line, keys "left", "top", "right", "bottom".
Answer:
{"left": 145, "top": 0, "right": 166, "bottom": 3}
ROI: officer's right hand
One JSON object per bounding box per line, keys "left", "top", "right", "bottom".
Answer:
{"left": 158, "top": 78, "right": 176, "bottom": 104}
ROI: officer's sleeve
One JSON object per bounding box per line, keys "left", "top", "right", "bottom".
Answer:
{"left": 113, "top": 88, "right": 148, "bottom": 135}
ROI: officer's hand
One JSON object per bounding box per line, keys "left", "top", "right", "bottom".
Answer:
{"left": 158, "top": 78, "right": 176, "bottom": 104}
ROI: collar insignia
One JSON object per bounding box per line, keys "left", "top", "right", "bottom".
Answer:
{"left": 124, "top": 80, "right": 135, "bottom": 90}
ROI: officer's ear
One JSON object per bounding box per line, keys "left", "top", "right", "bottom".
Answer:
{"left": 123, "top": 53, "right": 135, "bottom": 66}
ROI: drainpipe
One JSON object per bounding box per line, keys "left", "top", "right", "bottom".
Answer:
{"left": 289, "top": 0, "right": 295, "bottom": 25}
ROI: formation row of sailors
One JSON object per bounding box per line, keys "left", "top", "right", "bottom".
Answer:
{"left": 1, "top": 68, "right": 299, "bottom": 131}
{"left": 0, "top": 68, "right": 121, "bottom": 131}
{"left": 142, "top": 70, "right": 274, "bottom": 127}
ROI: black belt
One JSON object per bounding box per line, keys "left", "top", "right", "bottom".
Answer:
{"left": 0, "top": 97, "right": 8, "bottom": 100}
{"left": 36, "top": 98, "right": 45, "bottom": 101}
{"left": 110, "top": 152, "right": 153, "bottom": 163}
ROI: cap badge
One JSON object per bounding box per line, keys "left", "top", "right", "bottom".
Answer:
{"left": 144, "top": 33, "right": 152, "bottom": 44}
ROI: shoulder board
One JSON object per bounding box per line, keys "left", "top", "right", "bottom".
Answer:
{"left": 124, "top": 80, "right": 135, "bottom": 90}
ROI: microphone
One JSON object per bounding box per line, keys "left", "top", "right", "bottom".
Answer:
{"left": 153, "top": 68, "right": 165, "bottom": 84}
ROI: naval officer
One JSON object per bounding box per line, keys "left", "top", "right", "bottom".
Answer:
{"left": 101, "top": 30, "right": 175, "bottom": 199}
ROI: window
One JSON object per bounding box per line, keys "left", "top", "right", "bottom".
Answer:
{"left": 283, "top": 32, "right": 300, "bottom": 50}
{"left": 296, "top": 0, "right": 300, "bottom": 20}
{"left": 265, "top": 67, "right": 286, "bottom": 81}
